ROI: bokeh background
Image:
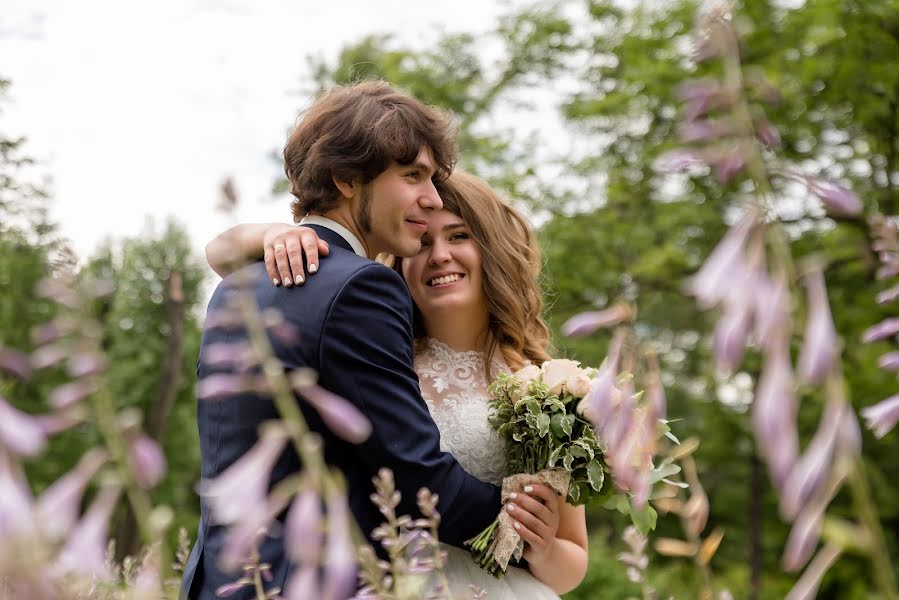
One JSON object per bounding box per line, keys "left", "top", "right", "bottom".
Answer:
{"left": 3, "top": 1, "right": 898, "bottom": 598}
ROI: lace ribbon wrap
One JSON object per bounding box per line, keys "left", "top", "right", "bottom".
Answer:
{"left": 494, "top": 469, "right": 572, "bottom": 571}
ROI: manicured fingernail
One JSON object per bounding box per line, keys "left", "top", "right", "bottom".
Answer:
{"left": 309, "top": 264, "right": 317, "bottom": 273}
{"left": 524, "top": 485, "right": 533, "bottom": 493}
{"left": 509, "top": 493, "right": 517, "bottom": 500}
{"left": 514, "top": 522, "right": 521, "bottom": 530}
{"left": 283, "top": 277, "right": 292, "bottom": 287}
{"left": 295, "top": 275, "right": 304, "bottom": 284}
{"left": 273, "top": 278, "right": 280, "bottom": 286}
{"left": 507, "top": 504, "right": 515, "bottom": 512}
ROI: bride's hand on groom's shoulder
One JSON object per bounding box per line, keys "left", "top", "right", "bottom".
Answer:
{"left": 505, "top": 484, "right": 561, "bottom": 564}
{"left": 263, "top": 225, "right": 329, "bottom": 287}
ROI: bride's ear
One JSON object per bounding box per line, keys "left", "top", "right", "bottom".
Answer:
{"left": 332, "top": 174, "right": 359, "bottom": 199}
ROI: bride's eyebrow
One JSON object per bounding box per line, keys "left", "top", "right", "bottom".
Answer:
{"left": 442, "top": 222, "right": 467, "bottom": 232}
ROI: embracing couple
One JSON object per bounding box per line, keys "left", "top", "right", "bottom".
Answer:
{"left": 181, "top": 81, "right": 588, "bottom": 599}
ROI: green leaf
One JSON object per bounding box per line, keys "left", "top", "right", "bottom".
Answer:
{"left": 630, "top": 504, "right": 658, "bottom": 536}
{"left": 586, "top": 459, "right": 605, "bottom": 492}
{"left": 651, "top": 463, "right": 681, "bottom": 484}
{"left": 548, "top": 444, "right": 564, "bottom": 468}
{"left": 536, "top": 413, "right": 551, "bottom": 437}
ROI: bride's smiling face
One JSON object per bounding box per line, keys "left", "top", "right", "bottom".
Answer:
{"left": 401, "top": 208, "right": 488, "bottom": 320}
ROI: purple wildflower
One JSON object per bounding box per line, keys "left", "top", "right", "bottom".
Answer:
{"left": 576, "top": 333, "right": 623, "bottom": 425}
{"left": 49, "top": 381, "right": 96, "bottom": 409}
{"left": 861, "top": 318, "right": 899, "bottom": 343}
{"left": 199, "top": 423, "right": 289, "bottom": 524}
{"left": 36, "top": 449, "right": 108, "bottom": 539}
{"left": 687, "top": 211, "right": 758, "bottom": 309}
{"left": 675, "top": 79, "right": 719, "bottom": 121}
{"left": 754, "top": 269, "right": 791, "bottom": 349}
{"left": 562, "top": 304, "right": 633, "bottom": 337}
{"left": 756, "top": 119, "right": 781, "bottom": 148}
{"left": 285, "top": 564, "right": 321, "bottom": 600}
{"left": 128, "top": 434, "right": 166, "bottom": 489}
{"left": 782, "top": 500, "right": 825, "bottom": 572}
{"left": 876, "top": 282, "right": 899, "bottom": 304}
{"left": 860, "top": 394, "right": 899, "bottom": 439}
{"left": 752, "top": 342, "right": 799, "bottom": 489}
{"left": 0, "top": 395, "right": 47, "bottom": 457}
{"left": 0, "top": 346, "right": 32, "bottom": 380}
{"left": 711, "top": 150, "right": 747, "bottom": 183}
{"left": 197, "top": 373, "right": 256, "bottom": 400}
{"left": 877, "top": 351, "right": 899, "bottom": 371}
{"left": 294, "top": 379, "right": 372, "bottom": 444}
{"left": 796, "top": 267, "right": 837, "bottom": 385}
{"left": 678, "top": 120, "right": 733, "bottom": 143}
{"left": 201, "top": 342, "right": 254, "bottom": 370}
{"left": 285, "top": 487, "right": 323, "bottom": 564}
{"left": 54, "top": 483, "right": 121, "bottom": 579}
{"left": 804, "top": 178, "right": 863, "bottom": 217}
{"left": 877, "top": 260, "right": 899, "bottom": 280}
{"left": 653, "top": 149, "right": 704, "bottom": 173}
{"left": 321, "top": 491, "right": 357, "bottom": 600}
{"left": 780, "top": 398, "right": 843, "bottom": 520}
{"left": 30, "top": 343, "right": 68, "bottom": 370}
{"left": 0, "top": 452, "right": 37, "bottom": 539}
{"left": 713, "top": 299, "right": 752, "bottom": 376}
{"left": 67, "top": 352, "right": 107, "bottom": 378}
{"left": 219, "top": 495, "right": 288, "bottom": 572}
{"left": 785, "top": 544, "right": 842, "bottom": 600}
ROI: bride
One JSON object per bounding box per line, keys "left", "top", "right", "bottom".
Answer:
{"left": 207, "top": 170, "right": 588, "bottom": 597}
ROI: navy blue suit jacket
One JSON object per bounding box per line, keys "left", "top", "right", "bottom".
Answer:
{"left": 181, "top": 225, "right": 502, "bottom": 599}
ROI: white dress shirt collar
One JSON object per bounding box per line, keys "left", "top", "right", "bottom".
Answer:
{"left": 298, "top": 215, "right": 367, "bottom": 258}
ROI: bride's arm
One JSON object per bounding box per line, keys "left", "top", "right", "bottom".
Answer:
{"left": 206, "top": 223, "right": 329, "bottom": 284}
{"left": 507, "top": 485, "right": 588, "bottom": 594}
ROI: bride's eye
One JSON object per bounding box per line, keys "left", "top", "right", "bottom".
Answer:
{"left": 450, "top": 232, "right": 470, "bottom": 241}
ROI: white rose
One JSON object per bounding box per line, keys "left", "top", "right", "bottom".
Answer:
{"left": 513, "top": 364, "right": 542, "bottom": 386}
{"left": 541, "top": 359, "right": 582, "bottom": 396}
{"left": 565, "top": 372, "right": 593, "bottom": 398}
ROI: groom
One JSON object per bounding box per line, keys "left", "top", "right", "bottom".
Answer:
{"left": 181, "top": 81, "right": 503, "bottom": 599}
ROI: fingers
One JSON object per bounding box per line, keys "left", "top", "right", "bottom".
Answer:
{"left": 264, "top": 246, "right": 280, "bottom": 286}
{"left": 509, "top": 490, "right": 556, "bottom": 527}
{"left": 505, "top": 498, "right": 552, "bottom": 544}
{"left": 521, "top": 484, "right": 559, "bottom": 506}
{"left": 273, "top": 243, "right": 294, "bottom": 287}
{"left": 296, "top": 231, "right": 321, "bottom": 281}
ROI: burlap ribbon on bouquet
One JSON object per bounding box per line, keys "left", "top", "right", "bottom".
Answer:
{"left": 494, "top": 469, "right": 571, "bottom": 571}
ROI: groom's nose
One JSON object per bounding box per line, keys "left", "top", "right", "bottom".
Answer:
{"left": 420, "top": 178, "right": 442, "bottom": 210}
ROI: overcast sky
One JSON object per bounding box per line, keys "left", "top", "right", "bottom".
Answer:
{"left": 2, "top": 0, "right": 532, "bottom": 261}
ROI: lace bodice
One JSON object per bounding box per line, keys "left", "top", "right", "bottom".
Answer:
{"left": 414, "top": 338, "right": 509, "bottom": 486}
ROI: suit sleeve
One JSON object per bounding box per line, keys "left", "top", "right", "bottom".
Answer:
{"left": 319, "top": 263, "right": 501, "bottom": 547}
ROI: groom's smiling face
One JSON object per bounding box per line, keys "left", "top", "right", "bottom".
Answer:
{"left": 358, "top": 146, "right": 443, "bottom": 258}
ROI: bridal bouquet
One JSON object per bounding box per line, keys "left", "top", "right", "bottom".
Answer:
{"left": 466, "top": 359, "right": 609, "bottom": 576}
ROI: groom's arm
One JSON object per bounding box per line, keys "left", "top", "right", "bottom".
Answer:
{"left": 319, "top": 263, "right": 501, "bottom": 547}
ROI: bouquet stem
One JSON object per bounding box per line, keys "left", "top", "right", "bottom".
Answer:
{"left": 465, "top": 518, "right": 506, "bottom": 578}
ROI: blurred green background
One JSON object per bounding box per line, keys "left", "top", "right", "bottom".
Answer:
{"left": 3, "top": 1, "right": 898, "bottom": 598}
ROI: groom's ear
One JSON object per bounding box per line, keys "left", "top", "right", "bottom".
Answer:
{"left": 332, "top": 174, "right": 359, "bottom": 200}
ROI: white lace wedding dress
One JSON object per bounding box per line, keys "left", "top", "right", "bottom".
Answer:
{"left": 414, "top": 338, "right": 560, "bottom": 600}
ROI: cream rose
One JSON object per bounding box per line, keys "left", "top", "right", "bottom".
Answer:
{"left": 564, "top": 372, "right": 593, "bottom": 398}
{"left": 513, "top": 364, "right": 542, "bottom": 386}
{"left": 541, "top": 359, "right": 582, "bottom": 396}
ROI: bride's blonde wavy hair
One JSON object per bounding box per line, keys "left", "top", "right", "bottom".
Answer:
{"left": 390, "top": 170, "right": 552, "bottom": 372}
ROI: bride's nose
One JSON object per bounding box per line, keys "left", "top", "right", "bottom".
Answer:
{"left": 428, "top": 239, "right": 451, "bottom": 266}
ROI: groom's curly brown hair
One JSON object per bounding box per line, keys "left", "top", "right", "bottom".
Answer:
{"left": 284, "top": 80, "right": 458, "bottom": 220}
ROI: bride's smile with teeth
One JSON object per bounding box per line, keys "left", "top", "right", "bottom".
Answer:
{"left": 427, "top": 273, "right": 465, "bottom": 286}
